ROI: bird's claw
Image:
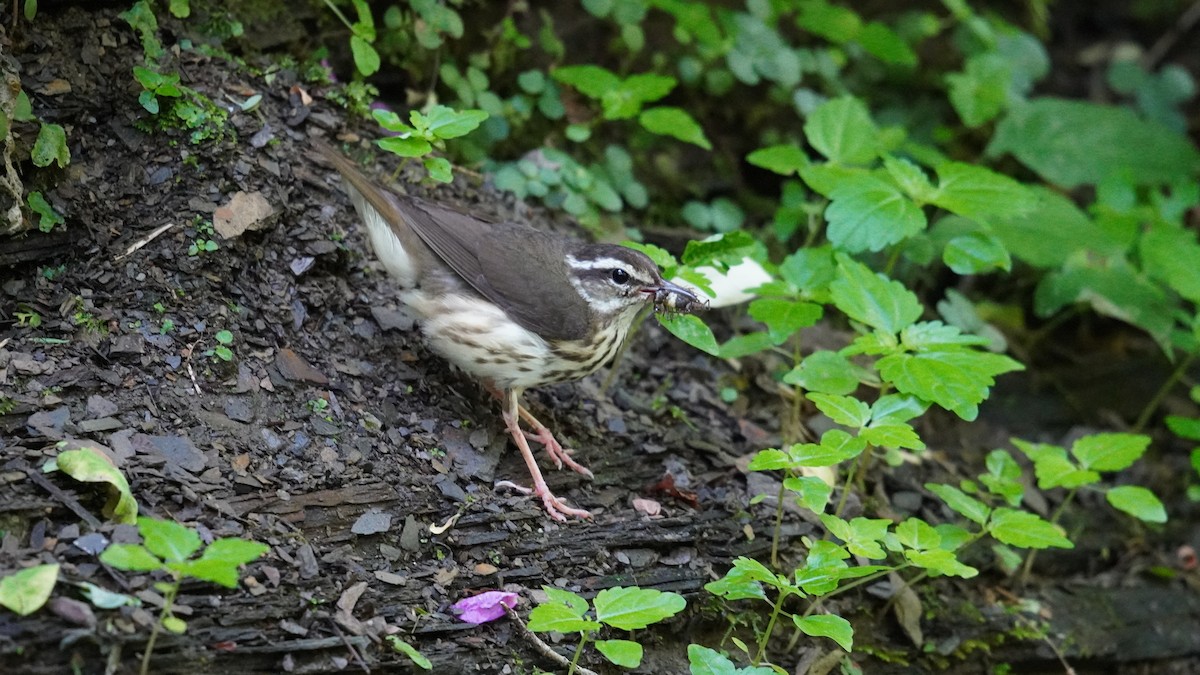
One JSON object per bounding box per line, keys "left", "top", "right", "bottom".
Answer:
{"left": 496, "top": 479, "right": 591, "bottom": 521}
{"left": 524, "top": 428, "right": 594, "bottom": 478}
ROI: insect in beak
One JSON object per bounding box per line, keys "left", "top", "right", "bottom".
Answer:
{"left": 646, "top": 280, "right": 707, "bottom": 315}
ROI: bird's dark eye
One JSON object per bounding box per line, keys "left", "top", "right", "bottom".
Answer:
{"left": 610, "top": 268, "right": 630, "bottom": 284}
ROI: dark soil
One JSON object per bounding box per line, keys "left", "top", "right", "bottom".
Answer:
{"left": 2, "top": 6, "right": 1199, "bottom": 675}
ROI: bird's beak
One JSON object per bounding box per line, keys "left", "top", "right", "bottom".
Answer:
{"left": 647, "top": 279, "right": 707, "bottom": 315}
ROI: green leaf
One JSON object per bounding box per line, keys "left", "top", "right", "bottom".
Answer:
{"left": 168, "top": 0, "right": 189, "bottom": 18}
{"left": 790, "top": 430, "right": 867, "bottom": 466}
{"left": 657, "top": 314, "right": 719, "bottom": 355}
{"left": 748, "top": 298, "right": 821, "bottom": 343}
{"left": 877, "top": 350, "right": 1023, "bottom": 421}
{"left": 861, "top": 422, "right": 924, "bottom": 451}
{"left": 1014, "top": 439, "right": 1098, "bottom": 490}
{"left": 349, "top": 35, "right": 380, "bottom": 77}
{"left": 543, "top": 587, "right": 588, "bottom": 615}
{"left": 821, "top": 515, "right": 890, "bottom": 559}
{"left": 100, "top": 544, "right": 163, "bottom": 572}
{"left": 747, "top": 144, "right": 808, "bottom": 175}
{"left": 527, "top": 602, "right": 600, "bottom": 633}
{"left": 595, "top": 639, "right": 643, "bottom": 667}
{"left": 904, "top": 549, "right": 979, "bottom": 578}
{"left": 747, "top": 448, "right": 790, "bottom": 471}
{"left": 988, "top": 97, "right": 1200, "bottom": 187}
{"left": 1141, "top": 224, "right": 1200, "bottom": 303}
{"left": 943, "top": 233, "right": 1012, "bottom": 274}
{"left": 988, "top": 508, "right": 1073, "bottom": 549}
{"left": 161, "top": 616, "right": 187, "bottom": 634}
{"left": 808, "top": 393, "right": 871, "bottom": 428}
{"left": 32, "top": 123, "right": 69, "bottom": 168}
{"left": 553, "top": 64, "right": 621, "bottom": 99}
{"left": 925, "top": 483, "right": 989, "bottom": 525}
{"left": 947, "top": 53, "right": 1011, "bottom": 127}
{"left": 198, "top": 538, "right": 269, "bottom": 567}
{"left": 422, "top": 105, "right": 489, "bottom": 139}
{"left": 1105, "top": 485, "right": 1167, "bottom": 523}
{"left": 782, "top": 351, "right": 862, "bottom": 396}
{"left": 0, "top": 564, "right": 59, "bottom": 616}
{"left": 824, "top": 173, "right": 926, "bottom": 252}
{"left": 980, "top": 450, "right": 1024, "bottom": 506}
{"left": 779, "top": 246, "right": 837, "bottom": 292}
{"left": 377, "top": 135, "right": 432, "bottom": 158}
{"left": 386, "top": 636, "right": 432, "bottom": 669}
{"left": 54, "top": 447, "right": 138, "bottom": 524}
{"left": 793, "top": 613, "right": 853, "bottom": 652}
{"left": 883, "top": 155, "right": 935, "bottom": 202}
{"left": 1166, "top": 415, "right": 1200, "bottom": 441}
{"left": 930, "top": 162, "right": 1037, "bottom": 222}
{"left": 857, "top": 22, "right": 917, "bottom": 66}
{"left": 424, "top": 156, "right": 453, "bottom": 183}
{"left": 639, "top": 106, "right": 711, "bottom": 149}
{"left": 594, "top": 587, "right": 686, "bottom": 630}
{"left": 138, "top": 517, "right": 201, "bottom": 563}
{"left": 989, "top": 187, "right": 1112, "bottom": 268}
{"left": 783, "top": 475, "right": 833, "bottom": 512}
{"left": 687, "top": 644, "right": 776, "bottom": 675}
{"left": 829, "top": 254, "right": 923, "bottom": 334}
{"left": 895, "top": 518, "right": 940, "bottom": 551}
{"left": 1070, "top": 433, "right": 1150, "bottom": 472}
{"left": 804, "top": 96, "right": 878, "bottom": 165}
{"left": 79, "top": 582, "right": 138, "bottom": 609}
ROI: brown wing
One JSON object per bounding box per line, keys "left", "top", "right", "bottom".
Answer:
{"left": 396, "top": 198, "right": 593, "bottom": 342}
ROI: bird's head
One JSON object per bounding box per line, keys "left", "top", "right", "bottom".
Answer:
{"left": 566, "top": 245, "right": 704, "bottom": 328}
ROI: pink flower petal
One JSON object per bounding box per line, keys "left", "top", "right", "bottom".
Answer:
{"left": 451, "top": 591, "right": 519, "bottom": 624}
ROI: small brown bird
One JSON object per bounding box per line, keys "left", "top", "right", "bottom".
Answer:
{"left": 317, "top": 141, "right": 703, "bottom": 521}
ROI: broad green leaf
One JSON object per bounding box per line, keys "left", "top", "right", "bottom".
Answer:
{"left": 424, "top": 156, "right": 453, "bottom": 183}
{"left": 930, "top": 161, "right": 1037, "bottom": 222}
{"left": 377, "top": 136, "right": 432, "bottom": 158}
{"left": 877, "top": 350, "right": 1023, "bottom": 421}
{"left": 718, "top": 332, "right": 775, "bottom": 359}
{"left": 1070, "top": 433, "right": 1150, "bottom": 472}
{"left": 687, "top": 644, "right": 776, "bottom": 675}
{"left": 871, "top": 394, "right": 928, "bottom": 423}
{"left": 137, "top": 518, "right": 201, "bottom": 563}
{"left": 824, "top": 174, "right": 926, "bottom": 252}
{"left": 1166, "top": 415, "right": 1200, "bottom": 441}
{"left": 829, "top": 255, "right": 923, "bottom": 334}
{"left": 795, "top": 541, "right": 851, "bottom": 595}
{"left": 604, "top": 74, "right": 676, "bottom": 119}
{"left": 595, "top": 639, "right": 643, "bottom": 667}
{"left": 553, "top": 65, "right": 621, "bottom": 98}
{"left": 1105, "top": 485, "right": 1167, "bottom": 523}
{"left": 988, "top": 187, "right": 1113, "bottom": 268}
{"left": 527, "top": 602, "right": 600, "bottom": 633}
{"left": 779, "top": 246, "right": 837, "bottom": 292}
{"left": 905, "top": 549, "right": 979, "bottom": 578}
{"left": 793, "top": 614, "right": 853, "bottom": 651}
{"left": 1034, "top": 263, "right": 1175, "bottom": 351}
{"left": 639, "top": 107, "right": 711, "bottom": 149}
{"left": 680, "top": 230, "right": 758, "bottom": 267}
{"left": 899, "top": 321, "right": 989, "bottom": 349}
{"left": 943, "top": 233, "right": 1012, "bottom": 274}
{"left": 161, "top": 616, "right": 187, "bottom": 634}
{"left": 0, "top": 564, "right": 59, "bottom": 616}
{"left": 79, "top": 582, "right": 138, "bottom": 609}
{"left": 422, "top": 105, "right": 488, "bottom": 139}
{"left": 542, "top": 586, "right": 588, "bottom": 615}
{"left": 790, "top": 430, "right": 867, "bottom": 466}
{"left": 594, "top": 587, "right": 685, "bottom": 630}
{"left": 820, "top": 515, "right": 889, "bottom": 559}
{"left": 783, "top": 476, "right": 833, "bottom": 512}
{"left": 988, "top": 97, "right": 1200, "bottom": 187}
{"left": 747, "top": 144, "right": 808, "bottom": 175}
{"left": 386, "top": 636, "right": 432, "bottom": 670}
{"left": 658, "top": 314, "right": 719, "bottom": 355}
{"left": 883, "top": 155, "right": 935, "bottom": 202}
{"left": 988, "top": 508, "right": 1073, "bottom": 549}
{"left": 1140, "top": 224, "right": 1200, "bottom": 304}
{"left": 747, "top": 448, "right": 790, "bottom": 471}
{"left": 857, "top": 22, "right": 917, "bottom": 66}
{"left": 99, "top": 544, "right": 163, "bottom": 572}
{"left": 980, "top": 450, "right": 1024, "bottom": 506}
{"left": 1013, "top": 439, "right": 1098, "bottom": 490}
{"left": 947, "top": 53, "right": 1011, "bottom": 127}
{"left": 349, "top": 35, "right": 380, "bottom": 76}
{"left": 925, "top": 483, "right": 989, "bottom": 525}
{"left": 805, "top": 96, "right": 879, "bottom": 165}
{"left": 808, "top": 393, "right": 871, "bottom": 428}
{"left": 53, "top": 447, "right": 138, "bottom": 524}
{"left": 32, "top": 123, "right": 69, "bottom": 168}
{"left": 861, "top": 422, "right": 924, "bottom": 450}
{"left": 895, "top": 518, "right": 940, "bottom": 551}
{"left": 782, "top": 350, "right": 862, "bottom": 396}
{"left": 796, "top": 1, "right": 860, "bottom": 42}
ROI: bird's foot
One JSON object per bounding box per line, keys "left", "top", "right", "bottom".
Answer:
{"left": 502, "top": 404, "right": 592, "bottom": 522}
{"left": 523, "top": 427, "right": 594, "bottom": 479}
{"left": 495, "top": 479, "right": 592, "bottom": 521}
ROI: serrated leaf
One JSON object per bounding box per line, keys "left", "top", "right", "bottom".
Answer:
{"left": 877, "top": 350, "right": 1023, "bottom": 421}
{"left": 861, "top": 422, "right": 924, "bottom": 450}
{"left": 1105, "top": 485, "right": 1166, "bottom": 523}
{"left": 794, "top": 614, "right": 854, "bottom": 652}
{"left": 0, "top": 564, "right": 59, "bottom": 616}
{"left": 1070, "top": 433, "right": 1150, "bottom": 472}
{"left": 824, "top": 173, "right": 926, "bottom": 252}
{"left": 989, "top": 508, "right": 1073, "bottom": 549}
{"left": 687, "top": 644, "right": 777, "bottom": 675}
{"left": 783, "top": 475, "right": 833, "bottom": 512}
{"left": 657, "top": 314, "right": 719, "bottom": 355}
{"left": 805, "top": 96, "right": 879, "bottom": 165}
{"left": 782, "top": 350, "right": 862, "bottom": 396}
{"left": 526, "top": 602, "right": 600, "bottom": 633}
{"left": 99, "top": 544, "right": 163, "bottom": 572}
{"left": 829, "top": 254, "right": 923, "bottom": 334}
{"left": 905, "top": 549, "right": 979, "bottom": 578}
{"left": 926, "top": 483, "right": 990, "bottom": 524}
{"left": 947, "top": 52, "right": 1011, "bottom": 127}
{"left": 747, "top": 448, "right": 790, "bottom": 471}
{"left": 944, "top": 233, "right": 1012, "bottom": 274}
{"left": 883, "top": 155, "right": 935, "bottom": 202}
{"left": 138, "top": 518, "right": 201, "bottom": 563}
{"left": 895, "top": 518, "right": 940, "bottom": 551}
{"left": 1013, "top": 439, "right": 1099, "bottom": 489}
{"left": 808, "top": 393, "right": 871, "bottom": 428}
{"left": 790, "top": 430, "right": 867, "bottom": 466}
{"left": 930, "top": 162, "right": 1037, "bottom": 222}
{"left": 594, "top": 587, "right": 685, "bottom": 630}
{"left": 595, "top": 639, "right": 643, "bottom": 667}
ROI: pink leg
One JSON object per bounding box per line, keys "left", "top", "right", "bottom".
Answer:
{"left": 518, "top": 405, "right": 594, "bottom": 479}
{"left": 501, "top": 389, "right": 591, "bottom": 521}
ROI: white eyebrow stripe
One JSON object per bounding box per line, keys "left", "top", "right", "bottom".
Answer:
{"left": 565, "top": 256, "right": 634, "bottom": 270}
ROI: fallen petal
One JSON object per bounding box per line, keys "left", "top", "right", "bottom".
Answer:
{"left": 451, "top": 591, "right": 518, "bottom": 624}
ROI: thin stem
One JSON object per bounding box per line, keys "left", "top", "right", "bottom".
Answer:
{"left": 752, "top": 595, "right": 785, "bottom": 665}
{"left": 1134, "top": 352, "right": 1195, "bottom": 433}
{"left": 321, "top": 0, "right": 354, "bottom": 31}
{"left": 568, "top": 633, "right": 588, "bottom": 675}
{"left": 140, "top": 580, "right": 177, "bottom": 675}
{"left": 1019, "top": 488, "right": 1077, "bottom": 585}
{"left": 834, "top": 449, "right": 870, "bottom": 518}
{"left": 770, "top": 478, "right": 786, "bottom": 569}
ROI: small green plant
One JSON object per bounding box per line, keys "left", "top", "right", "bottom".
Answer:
{"left": 526, "top": 586, "right": 686, "bottom": 673}
{"left": 15, "top": 306, "right": 42, "bottom": 328}
{"left": 160, "top": 318, "right": 175, "bottom": 334}
{"left": 306, "top": 398, "right": 330, "bottom": 414}
{"left": 373, "top": 104, "right": 488, "bottom": 183}
{"left": 323, "top": 0, "right": 380, "bottom": 77}
{"left": 39, "top": 264, "right": 66, "bottom": 280}
{"left": 0, "top": 564, "right": 59, "bottom": 617}
{"left": 187, "top": 220, "right": 219, "bottom": 256}
{"left": 99, "top": 517, "right": 268, "bottom": 675}
{"left": 385, "top": 635, "right": 432, "bottom": 670}
{"left": 206, "top": 330, "right": 234, "bottom": 362}
{"left": 26, "top": 191, "right": 64, "bottom": 232}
